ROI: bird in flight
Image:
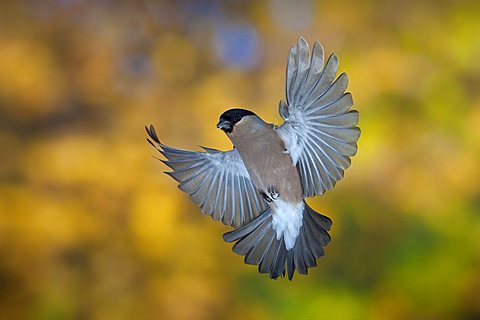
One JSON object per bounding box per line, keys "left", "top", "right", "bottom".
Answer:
{"left": 146, "top": 37, "right": 360, "bottom": 280}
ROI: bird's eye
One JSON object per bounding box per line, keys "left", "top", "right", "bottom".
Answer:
{"left": 234, "top": 116, "right": 241, "bottom": 122}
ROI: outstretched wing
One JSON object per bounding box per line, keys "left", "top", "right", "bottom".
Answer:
{"left": 276, "top": 37, "right": 360, "bottom": 197}
{"left": 146, "top": 125, "right": 268, "bottom": 228}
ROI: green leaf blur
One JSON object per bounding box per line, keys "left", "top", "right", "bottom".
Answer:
{"left": 0, "top": 1, "right": 479, "bottom": 319}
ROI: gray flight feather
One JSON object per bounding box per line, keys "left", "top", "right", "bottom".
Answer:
{"left": 146, "top": 125, "right": 268, "bottom": 228}
{"left": 223, "top": 201, "right": 332, "bottom": 280}
{"left": 276, "top": 37, "right": 360, "bottom": 198}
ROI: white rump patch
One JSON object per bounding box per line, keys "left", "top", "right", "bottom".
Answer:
{"left": 271, "top": 200, "right": 304, "bottom": 250}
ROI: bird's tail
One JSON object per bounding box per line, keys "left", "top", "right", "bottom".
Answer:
{"left": 223, "top": 201, "right": 332, "bottom": 280}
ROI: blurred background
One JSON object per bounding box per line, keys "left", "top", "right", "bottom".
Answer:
{"left": 1, "top": 0, "right": 479, "bottom": 319}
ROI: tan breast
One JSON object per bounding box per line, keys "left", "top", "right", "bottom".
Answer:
{"left": 227, "top": 116, "right": 303, "bottom": 203}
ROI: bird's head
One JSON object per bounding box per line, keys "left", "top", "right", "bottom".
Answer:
{"left": 217, "top": 108, "right": 256, "bottom": 133}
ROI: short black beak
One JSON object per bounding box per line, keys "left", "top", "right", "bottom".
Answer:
{"left": 217, "top": 119, "right": 233, "bottom": 132}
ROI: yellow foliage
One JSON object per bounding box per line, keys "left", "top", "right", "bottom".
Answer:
{"left": 0, "top": 37, "right": 65, "bottom": 118}
{"left": 0, "top": 1, "right": 479, "bottom": 319}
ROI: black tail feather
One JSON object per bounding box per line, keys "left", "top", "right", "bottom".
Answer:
{"left": 223, "top": 211, "right": 271, "bottom": 243}
{"left": 287, "top": 250, "right": 295, "bottom": 280}
{"left": 259, "top": 233, "right": 282, "bottom": 275}
{"left": 223, "top": 202, "right": 332, "bottom": 280}
{"left": 232, "top": 221, "right": 270, "bottom": 255}
{"left": 244, "top": 228, "right": 275, "bottom": 265}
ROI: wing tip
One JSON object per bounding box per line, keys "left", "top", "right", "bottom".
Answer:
{"left": 278, "top": 99, "right": 289, "bottom": 119}
{"left": 349, "top": 109, "right": 360, "bottom": 124}
{"left": 146, "top": 138, "right": 156, "bottom": 148}
{"left": 313, "top": 40, "right": 324, "bottom": 50}
{"left": 297, "top": 36, "right": 309, "bottom": 51}
{"left": 339, "top": 71, "right": 349, "bottom": 83}
{"left": 223, "top": 229, "right": 238, "bottom": 243}
{"left": 145, "top": 124, "right": 161, "bottom": 144}
{"left": 327, "top": 52, "right": 339, "bottom": 65}
{"left": 199, "top": 145, "right": 220, "bottom": 153}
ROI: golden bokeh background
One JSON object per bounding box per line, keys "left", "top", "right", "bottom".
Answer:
{"left": 1, "top": 0, "right": 479, "bottom": 319}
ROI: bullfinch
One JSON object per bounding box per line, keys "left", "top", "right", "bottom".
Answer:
{"left": 146, "top": 37, "right": 360, "bottom": 280}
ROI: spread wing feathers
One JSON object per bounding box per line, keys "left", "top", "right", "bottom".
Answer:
{"left": 277, "top": 37, "right": 360, "bottom": 198}
{"left": 223, "top": 202, "right": 331, "bottom": 280}
{"left": 146, "top": 125, "right": 268, "bottom": 228}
